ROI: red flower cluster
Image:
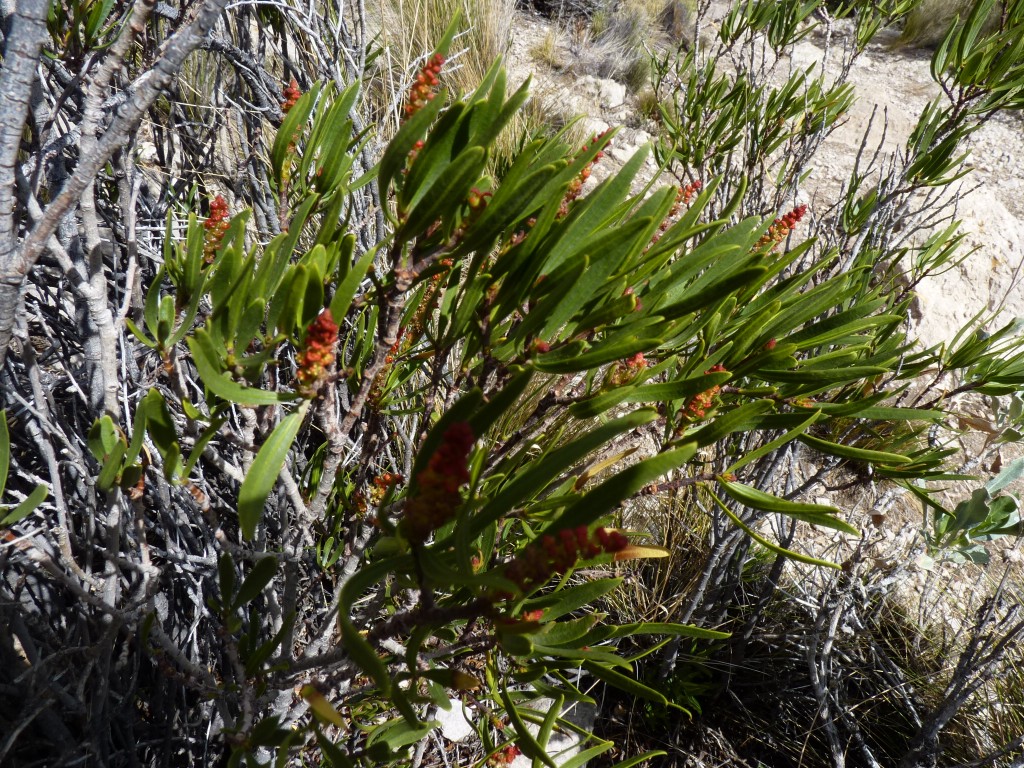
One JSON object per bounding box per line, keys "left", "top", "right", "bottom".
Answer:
{"left": 369, "top": 472, "right": 403, "bottom": 506}
{"left": 498, "top": 526, "right": 629, "bottom": 598}
{"left": 203, "top": 195, "right": 230, "bottom": 263}
{"left": 681, "top": 363, "right": 728, "bottom": 422}
{"left": 680, "top": 179, "right": 703, "bottom": 205}
{"left": 605, "top": 352, "right": 648, "bottom": 387}
{"left": 489, "top": 744, "right": 522, "bottom": 767}
{"left": 756, "top": 204, "right": 807, "bottom": 252}
{"left": 467, "top": 187, "right": 492, "bottom": 211}
{"left": 281, "top": 78, "right": 301, "bottom": 113}
{"left": 400, "top": 422, "right": 475, "bottom": 544}
{"left": 404, "top": 53, "right": 445, "bottom": 120}
{"left": 558, "top": 133, "right": 609, "bottom": 218}
{"left": 651, "top": 180, "right": 703, "bottom": 247}
{"left": 297, "top": 310, "right": 339, "bottom": 394}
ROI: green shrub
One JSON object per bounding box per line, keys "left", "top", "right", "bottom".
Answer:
{"left": 4, "top": 1, "right": 1024, "bottom": 767}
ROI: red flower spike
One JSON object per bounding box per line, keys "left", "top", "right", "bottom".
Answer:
{"left": 202, "top": 195, "right": 231, "bottom": 263}
{"left": 680, "top": 179, "right": 703, "bottom": 206}
{"left": 755, "top": 204, "right": 808, "bottom": 253}
{"left": 400, "top": 422, "right": 475, "bottom": 544}
{"left": 496, "top": 525, "right": 629, "bottom": 599}
{"left": 281, "top": 78, "right": 302, "bottom": 113}
{"left": 297, "top": 310, "right": 339, "bottom": 394}
{"left": 402, "top": 53, "right": 446, "bottom": 123}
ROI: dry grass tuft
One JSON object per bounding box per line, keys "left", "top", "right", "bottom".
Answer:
{"left": 899, "top": 0, "right": 1001, "bottom": 47}
{"left": 372, "top": 0, "right": 516, "bottom": 131}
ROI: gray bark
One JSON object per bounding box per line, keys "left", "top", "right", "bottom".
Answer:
{"left": 0, "top": 0, "right": 50, "bottom": 362}
{"left": 0, "top": 0, "right": 230, "bottom": 368}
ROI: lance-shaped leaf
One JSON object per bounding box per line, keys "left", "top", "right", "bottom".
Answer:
{"left": 329, "top": 244, "right": 377, "bottom": 322}
{"left": 300, "top": 685, "right": 346, "bottom": 727}
{"left": 0, "top": 484, "right": 47, "bottom": 527}
{"left": 710, "top": 489, "right": 843, "bottom": 569}
{"left": 523, "top": 578, "right": 623, "bottom": 623}
{"left": 379, "top": 91, "right": 449, "bottom": 200}
{"left": 399, "top": 146, "right": 487, "bottom": 239}
{"left": 238, "top": 401, "right": 309, "bottom": 540}
{"left": 188, "top": 331, "right": 299, "bottom": 406}
{"left": 582, "top": 662, "right": 671, "bottom": 707}
{"left": 469, "top": 411, "right": 658, "bottom": 540}
{"left": 498, "top": 684, "right": 557, "bottom": 768}
{"left": 231, "top": 556, "right": 279, "bottom": 610}
{"left": 798, "top": 432, "right": 911, "bottom": 466}
{"left": 726, "top": 409, "right": 822, "bottom": 474}
{"left": 533, "top": 335, "right": 663, "bottom": 374}
{"left": 272, "top": 85, "right": 322, "bottom": 186}
{"left": 718, "top": 478, "right": 858, "bottom": 535}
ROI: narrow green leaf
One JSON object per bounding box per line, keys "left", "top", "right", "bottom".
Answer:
{"left": 605, "top": 750, "right": 669, "bottom": 768}
{"left": 533, "top": 336, "right": 663, "bottom": 374}
{"left": 499, "top": 685, "right": 556, "bottom": 768}
{"left": 854, "top": 407, "right": 943, "bottom": 421}
{"left": 543, "top": 145, "right": 650, "bottom": 273}
{"left": 754, "top": 365, "right": 888, "bottom": 384}
{"left": 582, "top": 662, "right": 667, "bottom": 705}
{"left": 470, "top": 411, "right": 658, "bottom": 539}
{"left": 399, "top": 146, "right": 487, "bottom": 239}
{"left": 379, "top": 92, "right": 448, "bottom": 199}
{"left": 368, "top": 718, "right": 439, "bottom": 751}
{"left": 272, "top": 85, "right": 321, "bottom": 185}
{"left": 560, "top": 743, "right": 614, "bottom": 768}
{"left": 330, "top": 244, "right": 377, "bottom": 322}
{"left": 541, "top": 218, "right": 654, "bottom": 340}
{"left": 0, "top": 484, "right": 47, "bottom": 527}
{"left": 726, "top": 410, "right": 822, "bottom": 473}
{"left": 603, "top": 621, "right": 730, "bottom": 640}
{"left": 660, "top": 266, "right": 769, "bottom": 321}
{"left": 798, "top": 433, "right": 911, "bottom": 465}
{"left": 469, "top": 367, "right": 533, "bottom": 439}
{"left": 96, "top": 442, "right": 126, "bottom": 492}
{"left": 718, "top": 479, "right": 858, "bottom": 535}
{"left": 623, "top": 371, "right": 733, "bottom": 404}
{"left": 533, "top": 615, "right": 599, "bottom": 647}
{"left": 688, "top": 400, "right": 775, "bottom": 447}
{"left": 523, "top": 578, "right": 623, "bottom": 623}
{"left": 709, "top": 489, "right": 843, "bottom": 569}
{"left": 125, "top": 319, "right": 158, "bottom": 349}
{"left": 231, "top": 556, "right": 279, "bottom": 610}
{"left": 188, "top": 332, "right": 297, "bottom": 406}
{"left": 536, "top": 693, "right": 563, "bottom": 756}
{"left": 460, "top": 162, "right": 563, "bottom": 252}
{"left": 238, "top": 402, "right": 309, "bottom": 540}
